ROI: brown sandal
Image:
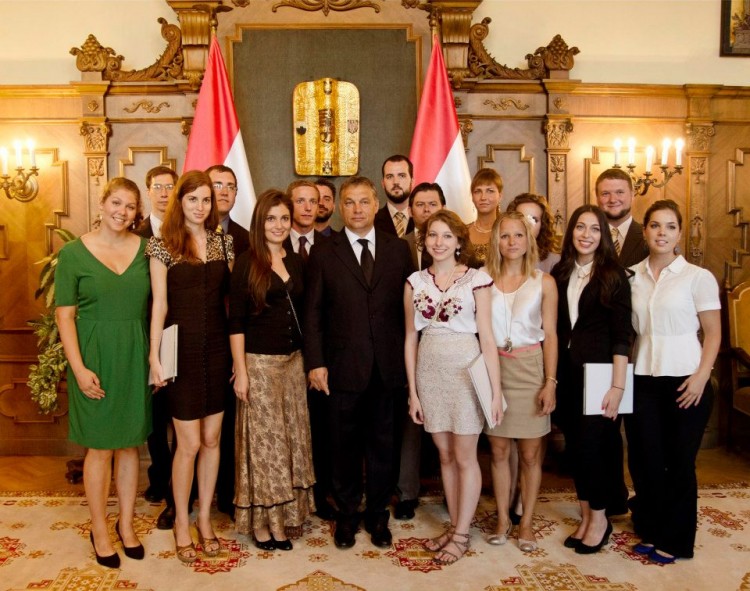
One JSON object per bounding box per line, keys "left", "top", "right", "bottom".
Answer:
{"left": 424, "top": 524, "right": 455, "bottom": 552}
{"left": 433, "top": 531, "right": 470, "bottom": 565}
{"left": 173, "top": 530, "right": 197, "bottom": 564}
{"left": 195, "top": 522, "right": 221, "bottom": 557}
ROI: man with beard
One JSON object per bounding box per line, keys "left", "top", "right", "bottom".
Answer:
{"left": 314, "top": 178, "right": 337, "bottom": 236}
{"left": 375, "top": 155, "right": 415, "bottom": 238}
{"left": 594, "top": 167, "right": 648, "bottom": 521}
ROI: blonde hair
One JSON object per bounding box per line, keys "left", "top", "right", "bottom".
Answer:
{"left": 485, "top": 211, "right": 539, "bottom": 280}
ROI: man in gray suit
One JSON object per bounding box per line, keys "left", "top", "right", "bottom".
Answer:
{"left": 595, "top": 167, "right": 649, "bottom": 518}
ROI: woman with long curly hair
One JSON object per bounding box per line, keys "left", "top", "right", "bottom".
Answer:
{"left": 506, "top": 193, "right": 561, "bottom": 273}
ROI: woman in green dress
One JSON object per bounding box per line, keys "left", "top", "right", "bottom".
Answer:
{"left": 56, "top": 177, "right": 152, "bottom": 569}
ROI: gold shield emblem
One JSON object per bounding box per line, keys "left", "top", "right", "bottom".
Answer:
{"left": 293, "top": 78, "right": 360, "bottom": 176}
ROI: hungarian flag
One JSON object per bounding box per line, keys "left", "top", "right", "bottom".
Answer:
{"left": 409, "top": 36, "right": 473, "bottom": 223}
{"left": 184, "top": 37, "right": 255, "bottom": 229}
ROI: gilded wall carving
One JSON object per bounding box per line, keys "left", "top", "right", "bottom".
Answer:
{"left": 483, "top": 98, "right": 530, "bottom": 112}
{"left": 686, "top": 123, "right": 716, "bottom": 152}
{"left": 124, "top": 100, "right": 171, "bottom": 114}
{"left": 550, "top": 155, "right": 565, "bottom": 182}
{"left": 271, "top": 0, "right": 383, "bottom": 15}
{"left": 79, "top": 122, "right": 110, "bottom": 153}
{"left": 459, "top": 118, "right": 473, "bottom": 151}
{"left": 544, "top": 118, "right": 574, "bottom": 149}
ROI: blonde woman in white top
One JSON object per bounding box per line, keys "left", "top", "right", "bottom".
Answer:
{"left": 482, "top": 211, "right": 558, "bottom": 552}
{"left": 626, "top": 199, "right": 720, "bottom": 564}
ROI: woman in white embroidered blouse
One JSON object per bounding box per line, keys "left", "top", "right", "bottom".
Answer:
{"left": 625, "top": 199, "right": 721, "bottom": 564}
{"left": 404, "top": 210, "right": 503, "bottom": 566}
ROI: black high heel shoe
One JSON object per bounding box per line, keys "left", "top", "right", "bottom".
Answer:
{"left": 575, "top": 520, "right": 612, "bottom": 554}
{"left": 115, "top": 520, "right": 145, "bottom": 560}
{"left": 253, "top": 535, "right": 275, "bottom": 551}
{"left": 90, "top": 531, "right": 121, "bottom": 568}
{"left": 563, "top": 534, "right": 582, "bottom": 549}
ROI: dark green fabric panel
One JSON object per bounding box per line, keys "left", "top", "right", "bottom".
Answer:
{"left": 233, "top": 28, "right": 418, "bottom": 210}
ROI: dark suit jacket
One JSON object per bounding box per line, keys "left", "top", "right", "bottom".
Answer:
{"left": 304, "top": 228, "right": 414, "bottom": 392}
{"left": 403, "top": 231, "right": 432, "bottom": 270}
{"left": 618, "top": 220, "right": 649, "bottom": 268}
{"left": 282, "top": 230, "right": 328, "bottom": 258}
{"left": 554, "top": 267, "right": 634, "bottom": 370}
{"left": 374, "top": 205, "right": 414, "bottom": 237}
{"left": 227, "top": 219, "right": 250, "bottom": 257}
{"left": 135, "top": 217, "right": 155, "bottom": 239}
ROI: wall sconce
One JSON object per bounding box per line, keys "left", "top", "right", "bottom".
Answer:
{"left": 611, "top": 137, "right": 684, "bottom": 196}
{"left": 1, "top": 140, "right": 39, "bottom": 202}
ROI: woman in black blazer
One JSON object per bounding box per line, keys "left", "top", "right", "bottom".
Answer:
{"left": 551, "top": 205, "right": 634, "bottom": 554}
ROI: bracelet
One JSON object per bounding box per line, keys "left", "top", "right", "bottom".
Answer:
{"left": 612, "top": 385, "right": 625, "bottom": 391}
{"left": 545, "top": 376, "right": 558, "bottom": 385}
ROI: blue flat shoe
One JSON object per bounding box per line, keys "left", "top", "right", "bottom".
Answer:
{"left": 632, "top": 542, "right": 654, "bottom": 555}
{"left": 648, "top": 549, "right": 676, "bottom": 564}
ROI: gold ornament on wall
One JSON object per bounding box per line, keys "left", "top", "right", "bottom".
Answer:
{"left": 483, "top": 98, "right": 530, "bottom": 112}
{"left": 272, "top": 0, "right": 382, "bottom": 15}
{"left": 124, "top": 100, "right": 171, "bottom": 114}
{"left": 293, "top": 78, "right": 360, "bottom": 176}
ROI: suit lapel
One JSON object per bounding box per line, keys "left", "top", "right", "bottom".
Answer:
{"left": 333, "top": 233, "right": 370, "bottom": 289}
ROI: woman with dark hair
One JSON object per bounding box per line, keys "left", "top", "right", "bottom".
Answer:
{"left": 56, "top": 178, "right": 151, "bottom": 568}
{"left": 468, "top": 168, "right": 503, "bottom": 263}
{"left": 483, "top": 211, "right": 558, "bottom": 553}
{"left": 552, "top": 205, "right": 633, "bottom": 554}
{"left": 626, "top": 199, "right": 720, "bottom": 564}
{"left": 229, "top": 189, "right": 315, "bottom": 551}
{"left": 506, "top": 193, "right": 561, "bottom": 273}
{"left": 147, "top": 170, "right": 234, "bottom": 563}
{"left": 404, "top": 210, "right": 503, "bottom": 565}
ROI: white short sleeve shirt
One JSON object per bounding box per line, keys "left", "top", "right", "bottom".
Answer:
{"left": 629, "top": 255, "right": 720, "bottom": 377}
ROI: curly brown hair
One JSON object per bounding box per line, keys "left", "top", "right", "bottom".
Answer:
{"left": 506, "top": 193, "right": 559, "bottom": 262}
{"left": 418, "top": 210, "right": 475, "bottom": 266}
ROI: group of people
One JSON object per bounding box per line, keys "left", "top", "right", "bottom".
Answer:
{"left": 54, "top": 154, "right": 720, "bottom": 569}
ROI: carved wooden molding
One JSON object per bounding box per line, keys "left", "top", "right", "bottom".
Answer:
{"left": 550, "top": 155, "right": 565, "bottom": 182}
{"left": 458, "top": 117, "right": 473, "bottom": 151}
{"left": 118, "top": 147, "right": 178, "bottom": 178}
{"left": 71, "top": 19, "right": 184, "bottom": 85}
{"left": 80, "top": 121, "right": 111, "bottom": 153}
{"left": 478, "top": 144, "right": 535, "bottom": 194}
{"left": 544, "top": 118, "right": 574, "bottom": 149}
{"left": 467, "top": 19, "right": 578, "bottom": 84}
{"left": 124, "top": 100, "right": 171, "bottom": 114}
{"left": 483, "top": 98, "right": 530, "bottom": 112}
{"left": 724, "top": 148, "right": 750, "bottom": 286}
{"left": 271, "top": 0, "right": 383, "bottom": 15}
{"left": 686, "top": 123, "right": 716, "bottom": 152}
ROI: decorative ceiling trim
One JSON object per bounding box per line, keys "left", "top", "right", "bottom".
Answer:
{"left": 271, "top": 0, "right": 384, "bottom": 15}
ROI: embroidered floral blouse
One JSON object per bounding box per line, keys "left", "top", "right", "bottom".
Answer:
{"left": 407, "top": 267, "right": 493, "bottom": 333}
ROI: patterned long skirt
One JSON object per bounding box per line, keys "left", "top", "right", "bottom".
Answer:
{"left": 234, "top": 350, "right": 316, "bottom": 535}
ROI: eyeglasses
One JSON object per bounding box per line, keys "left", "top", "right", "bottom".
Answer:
{"left": 212, "top": 182, "right": 238, "bottom": 192}
{"left": 151, "top": 183, "right": 174, "bottom": 192}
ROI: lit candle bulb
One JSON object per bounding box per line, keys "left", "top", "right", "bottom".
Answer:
{"left": 627, "top": 138, "right": 636, "bottom": 166}
{"left": 645, "top": 145, "right": 655, "bottom": 171}
{"left": 13, "top": 140, "right": 22, "bottom": 169}
{"left": 661, "top": 138, "right": 671, "bottom": 166}
{"left": 675, "top": 138, "right": 684, "bottom": 166}
{"left": 0, "top": 148, "right": 8, "bottom": 176}
{"left": 26, "top": 139, "right": 36, "bottom": 168}
{"left": 613, "top": 138, "right": 622, "bottom": 166}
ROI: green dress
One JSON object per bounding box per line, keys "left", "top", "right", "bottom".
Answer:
{"left": 55, "top": 238, "right": 152, "bottom": 449}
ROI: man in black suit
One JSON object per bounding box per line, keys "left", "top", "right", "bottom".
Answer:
{"left": 206, "top": 165, "right": 250, "bottom": 256}
{"left": 392, "top": 182, "right": 446, "bottom": 521}
{"left": 284, "top": 180, "right": 327, "bottom": 260}
{"left": 304, "top": 176, "right": 414, "bottom": 549}
{"left": 314, "top": 178, "right": 337, "bottom": 237}
{"left": 136, "top": 165, "right": 179, "bottom": 529}
{"left": 374, "top": 154, "right": 415, "bottom": 238}
{"left": 595, "top": 168, "right": 649, "bottom": 518}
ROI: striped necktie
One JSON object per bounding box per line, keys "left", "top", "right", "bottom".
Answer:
{"left": 394, "top": 211, "right": 406, "bottom": 238}
{"left": 611, "top": 227, "right": 621, "bottom": 256}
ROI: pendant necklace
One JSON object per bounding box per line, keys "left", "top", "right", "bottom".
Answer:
{"left": 499, "top": 276, "right": 517, "bottom": 353}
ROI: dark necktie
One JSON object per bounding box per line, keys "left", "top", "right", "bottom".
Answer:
{"left": 298, "top": 235, "right": 309, "bottom": 262}
{"left": 358, "top": 238, "right": 374, "bottom": 285}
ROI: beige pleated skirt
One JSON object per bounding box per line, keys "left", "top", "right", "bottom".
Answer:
{"left": 484, "top": 345, "right": 550, "bottom": 439}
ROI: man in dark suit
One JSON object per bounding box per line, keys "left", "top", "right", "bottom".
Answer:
{"left": 135, "top": 166, "right": 177, "bottom": 239}
{"left": 392, "top": 182, "right": 446, "bottom": 521}
{"left": 304, "top": 176, "right": 414, "bottom": 549}
{"left": 595, "top": 168, "right": 649, "bottom": 518}
{"left": 206, "top": 165, "right": 250, "bottom": 256}
{"left": 283, "top": 180, "right": 327, "bottom": 260}
{"left": 314, "top": 178, "right": 337, "bottom": 237}
{"left": 135, "top": 165, "right": 179, "bottom": 529}
{"left": 374, "top": 154, "right": 415, "bottom": 238}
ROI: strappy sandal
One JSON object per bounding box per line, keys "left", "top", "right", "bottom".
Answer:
{"left": 173, "top": 530, "right": 197, "bottom": 564}
{"left": 195, "top": 522, "right": 221, "bottom": 557}
{"left": 433, "top": 531, "right": 471, "bottom": 565}
{"left": 424, "top": 524, "right": 455, "bottom": 552}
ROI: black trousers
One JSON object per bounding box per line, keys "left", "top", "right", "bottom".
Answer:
{"left": 146, "top": 391, "right": 172, "bottom": 496}
{"left": 328, "top": 369, "right": 396, "bottom": 520}
{"left": 216, "top": 384, "right": 236, "bottom": 510}
{"left": 308, "top": 387, "right": 332, "bottom": 510}
{"left": 625, "top": 375, "right": 712, "bottom": 558}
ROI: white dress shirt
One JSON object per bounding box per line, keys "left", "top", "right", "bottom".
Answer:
{"left": 290, "top": 228, "right": 315, "bottom": 255}
{"left": 345, "top": 226, "right": 376, "bottom": 260}
{"left": 609, "top": 215, "right": 633, "bottom": 252}
{"left": 567, "top": 260, "right": 593, "bottom": 329}
{"left": 149, "top": 213, "right": 163, "bottom": 238}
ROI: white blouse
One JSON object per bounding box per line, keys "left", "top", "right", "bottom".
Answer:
{"left": 490, "top": 271, "right": 545, "bottom": 348}
{"left": 567, "top": 260, "right": 593, "bottom": 328}
{"left": 408, "top": 268, "right": 493, "bottom": 333}
{"left": 629, "top": 255, "right": 720, "bottom": 376}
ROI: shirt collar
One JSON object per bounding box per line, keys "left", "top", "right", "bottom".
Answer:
{"left": 610, "top": 215, "right": 633, "bottom": 238}
{"left": 291, "top": 228, "right": 315, "bottom": 242}
{"left": 219, "top": 216, "right": 230, "bottom": 234}
{"left": 344, "top": 226, "right": 376, "bottom": 247}
{"left": 574, "top": 260, "right": 594, "bottom": 277}
{"left": 386, "top": 201, "right": 409, "bottom": 220}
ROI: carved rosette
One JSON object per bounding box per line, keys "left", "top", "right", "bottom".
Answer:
{"left": 686, "top": 123, "right": 715, "bottom": 152}
{"left": 271, "top": 0, "right": 383, "bottom": 15}
{"left": 80, "top": 122, "right": 111, "bottom": 153}
{"left": 544, "top": 118, "right": 574, "bottom": 149}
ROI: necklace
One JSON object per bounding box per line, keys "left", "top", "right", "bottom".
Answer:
{"left": 498, "top": 275, "right": 520, "bottom": 353}
{"left": 473, "top": 220, "right": 492, "bottom": 234}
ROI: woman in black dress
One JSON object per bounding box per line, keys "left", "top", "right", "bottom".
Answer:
{"left": 552, "top": 205, "right": 633, "bottom": 554}
{"left": 148, "top": 170, "right": 234, "bottom": 563}
{"left": 229, "top": 189, "right": 315, "bottom": 551}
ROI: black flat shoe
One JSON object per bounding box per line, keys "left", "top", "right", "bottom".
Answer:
{"left": 273, "top": 537, "right": 293, "bottom": 551}
{"left": 156, "top": 505, "right": 175, "bottom": 530}
{"left": 563, "top": 534, "right": 582, "bottom": 549}
{"left": 90, "top": 531, "right": 120, "bottom": 569}
{"left": 115, "top": 520, "right": 145, "bottom": 560}
{"left": 253, "top": 535, "right": 275, "bottom": 551}
{"left": 575, "top": 521, "right": 613, "bottom": 555}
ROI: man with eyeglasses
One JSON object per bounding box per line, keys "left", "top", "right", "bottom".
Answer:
{"left": 136, "top": 166, "right": 177, "bottom": 238}
{"left": 206, "top": 164, "right": 250, "bottom": 256}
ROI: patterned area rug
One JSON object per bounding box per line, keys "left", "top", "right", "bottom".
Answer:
{"left": 1, "top": 484, "right": 749, "bottom": 591}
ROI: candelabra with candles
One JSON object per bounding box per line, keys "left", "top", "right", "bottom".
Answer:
{"left": 611, "top": 137, "right": 684, "bottom": 196}
{"left": 1, "top": 140, "right": 39, "bottom": 203}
